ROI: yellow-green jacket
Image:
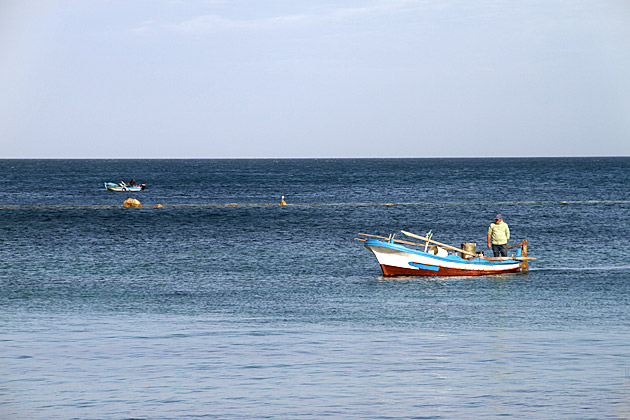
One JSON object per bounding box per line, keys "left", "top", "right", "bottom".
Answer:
{"left": 488, "top": 221, "right": 510, "bottom": 245}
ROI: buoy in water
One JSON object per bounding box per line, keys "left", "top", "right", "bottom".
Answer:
{"left": 279, "top": 196, "right": 287, "bottom": 206}
{"left": 123, "top": 198, "right": 142, "bottom": 208}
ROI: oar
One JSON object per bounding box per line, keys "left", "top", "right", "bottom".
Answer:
{"left": 400, "top": 230, "right": 480, "bottom": 258}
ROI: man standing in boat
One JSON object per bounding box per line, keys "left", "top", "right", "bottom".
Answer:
{"left": 487, "top": 214, "right": 510, "bottom": 257}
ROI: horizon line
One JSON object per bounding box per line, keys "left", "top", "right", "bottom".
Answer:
{"left": 0, "top": 155, "right": 628, "bottom": 160}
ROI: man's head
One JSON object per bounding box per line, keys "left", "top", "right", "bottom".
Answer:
{"left": 495, "top": 214, "right": 502, "bottom": 222}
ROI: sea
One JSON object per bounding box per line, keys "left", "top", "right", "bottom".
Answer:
{"left": 1, "top": 158, "right": 629, "bottom": 420}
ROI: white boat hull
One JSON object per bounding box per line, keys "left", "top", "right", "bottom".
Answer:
{"left": 364, "top": 239, "right": 522, "bottom": 277}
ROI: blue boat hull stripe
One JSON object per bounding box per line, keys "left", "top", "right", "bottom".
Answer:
{"left": 408, "top": 262, "right": 440, "bottom": 271}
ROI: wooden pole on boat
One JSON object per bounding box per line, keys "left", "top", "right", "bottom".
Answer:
{"left": 507, "top": 239, "right": 531, "bottom": 270}
{"left": 507, "top": 240, "right": 527, "bottom": 249}
{"left": 400, "top": 230, "right": 480, "bottom": 258}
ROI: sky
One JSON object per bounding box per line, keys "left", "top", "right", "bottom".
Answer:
{"left": 1, "top": 0, "right": 629, "bottom": 158}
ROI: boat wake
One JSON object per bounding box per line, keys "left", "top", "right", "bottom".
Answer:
{"left": 532, "top": 265, "right": 630, "bottom": 272}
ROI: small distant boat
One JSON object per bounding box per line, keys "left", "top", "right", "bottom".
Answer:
{"left": 104, "top": 181, "right": 146, "bottom": 192}
{"left": 356, "top": 230, "right": 535, "bottom": 277}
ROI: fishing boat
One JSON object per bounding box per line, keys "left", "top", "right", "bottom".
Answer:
{"left": 356, "top": 230, "right": 534, "bottom": 277}
{"left": 104, "top": 181, "right": 146, "bottom": 192}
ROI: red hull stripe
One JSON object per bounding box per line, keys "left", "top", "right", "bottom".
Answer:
{"left": 380, "top": 264, "right": 521, "bottom": 277}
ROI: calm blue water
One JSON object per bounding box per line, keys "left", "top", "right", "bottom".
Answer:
{"left": 1, "top": 158, "right": 629, "bottom": 419}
